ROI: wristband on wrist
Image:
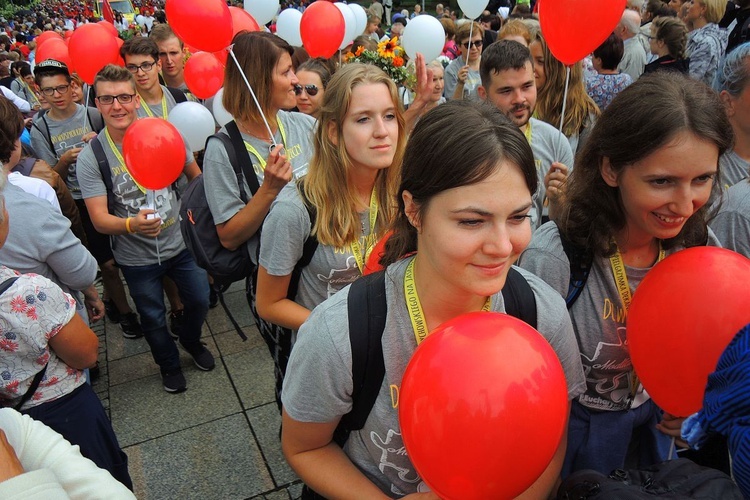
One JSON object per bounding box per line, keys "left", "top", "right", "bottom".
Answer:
{"left": 125, "top": 217, "right": 135, "bottom": 234}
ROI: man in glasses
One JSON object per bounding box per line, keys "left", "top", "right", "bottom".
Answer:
{"left": 444, "top": 22, "right": 485, "bottom": 100}
{"left": 77, "top": 64, "right": 211, "bottom": 394}
{"left": 120, "top": 37, "right": 188, "bottom": 120}
{"left": 30, "top": 59, "right": 142, "bottom": 338}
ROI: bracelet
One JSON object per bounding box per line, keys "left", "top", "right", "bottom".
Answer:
{"left": 125, "top": 217, "right": 134, "bottom": 234}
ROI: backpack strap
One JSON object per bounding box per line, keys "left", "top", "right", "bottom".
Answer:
{"left": 207, "top": 132, "right": 249, "bottom": 205}
{"left": 90, "top": 137, "right": 116, "bottom": 216}
{"left": 31, "top": 113, "right": 57, "bottom": 160}
{"left": 224, "top": 120, "right": 261, "bottom": 196}
{"left": 557, "top": 225, "right": 594, "bottom": 309}
{"left": 334, "top": 270, "right": 388, "bottom": 447}
{"left": 12, "top": 157, "right": 36, "bottom": 177}
{"left": 501, "top": 267, "right": 537, "bottom": 330}
{"left": 166, "top": 86, "right": 188, "bottom": 104}
{"left": 287, "top": 183, "right": 319, "bottom": 301}
{"left": 86, "top": 107, "right": 104, "bottom": 133}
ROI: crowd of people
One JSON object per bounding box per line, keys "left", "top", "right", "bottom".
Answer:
{"left": 0, "top": 0, "right": 748, "bottom": 497}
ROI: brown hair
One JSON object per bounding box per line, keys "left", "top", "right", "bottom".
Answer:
{"left": 0, "top": 95, "right": 23, "bottom": 164}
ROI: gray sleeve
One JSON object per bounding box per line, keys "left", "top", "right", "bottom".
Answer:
{"left": 38, "top": 206, "right": 97, "bottom": 290}
{"left": 282, "top": 294, "right": 354, "bottom": 422}
{"left": 443, "top": 60, "right": 460, "bottom": 100}
{"left": 517, "top": 223, "right": 571, "bottom": 299}
{"left": 76, "top": 146, "right": 107, "bottom": 199}
{"left": 258, "top": 195, "right": 310, "bottom": 276}
{"left": 710, "top": 210, "right": 750, "bottom": 258}
{"left": 203, "top": 137, "right": 247, "bottom": 226}
{"left": 30, "top": 120, "right": 58, "bottom": 167}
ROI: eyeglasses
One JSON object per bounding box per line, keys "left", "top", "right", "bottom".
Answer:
{"left": 462, "top": 40, "right": 483, "bottom": 49}
{"left": 96, "top": 93, "right": 136, "bottom": 105}
{"left": 294, "top": 84, "right": 320, "bottom": 97}
{"left": 39, "top": 84, "right": 70, "bottom": 96}
{"left": 125, "top": 61, "right": 156, "bottom": 74}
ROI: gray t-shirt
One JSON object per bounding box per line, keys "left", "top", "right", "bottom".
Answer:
{"left": 528, "top": 117, "right": 575, "bottom": 229}
{"left": 203, "top": 111, "right": 316, "bottom": 262}
{"left": 710, "top": 179, "right": 750, "bottom": 259}
{"left": 282, "top": 257, "right": 586, "bottom": 497}
{"left": 136, "top": 85, "right": 181, "bottom": 119}
{"left": 718, "top": 149, "right": 749, "bottom": 190}
{"left": 444, "top": 57, "right": 481, "bottom": 101}
{"left": 30, "top": 105, "right": 103, "bottom": 200}
{"left": 76, "top": 128, "right": 193, "bottom": 266}
{"left": 518, "top": 222, "right": 719, "bottom": 411}
{"left": 259, "top": 185, "right": 371, "bottom": 310}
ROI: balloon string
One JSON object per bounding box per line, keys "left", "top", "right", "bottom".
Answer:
{"left": 668, "top": 436, "right": 676, "bottom": 460}
{"left": 465, "top": 21, "right": 473, "bottom": 66}
{"left": 558, "top": 65, "right": 571, "bottom": 133}
{"left": 84, "top": 85, "right": 92, "bottom": 133}
{"left": 228, "top": 45, "right": 278, "bottom": 146}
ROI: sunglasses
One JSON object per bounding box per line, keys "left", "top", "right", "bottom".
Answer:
{"left": 462, "top": 40, "right": 483, "bottom": 49}
{"left": 294, "top": 84, "right": 320, "bottom": 97}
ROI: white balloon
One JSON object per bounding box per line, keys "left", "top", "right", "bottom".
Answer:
{"left": 211, "top": 88, "right": 234, "bottom": 127}
{"left": 457, "top": 0, "right": 489, "bottom": 21}
{"left": 245, "top": 0, "right": 280, "bottom": 27}
{"left": 401, "top": 15, "right": 445, "bottom": 65}
{"left": 348, "top": 3, "right": 368, "bottom": 37}
{"left": 168, "top": 102, "right": 216, "bottom": 152}
{"left": 276, "top": 8, "right": 303, "bottom": 47}
{"left": 335, "top": 3, "right": 357, "bottom": 50}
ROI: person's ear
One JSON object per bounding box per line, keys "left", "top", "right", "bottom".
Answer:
{"left": 720, "top": 90, "right": 736, "bottom": 118}
{"left": 600, "top": 157, "right": 619, "bottom": 187}
{"left": 402, "top": 190, "right": 421, "bottom": 231}
{"left": 327, "top": 121, "right": 338, "bottom": 146}
{"left": 477, "top": 84, "right": 487, "bottom": 101}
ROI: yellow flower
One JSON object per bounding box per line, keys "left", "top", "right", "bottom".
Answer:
{"left": 378, "top": 36, "right": 399, "bottom": 59}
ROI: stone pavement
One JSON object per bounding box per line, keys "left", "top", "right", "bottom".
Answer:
{"left": 90, "top": 281, "right": 303, "bottom": 500}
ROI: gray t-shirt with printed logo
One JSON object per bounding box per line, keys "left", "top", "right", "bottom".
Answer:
{"left": 518, "top": 222, "right": 719, "bottom": 411}
{"left": 282, "top": 257, "right": 585, "bottom": 497}
{"left": 76, "top": 128, "right": 193, "bottom": 266}
{"left": 203, "top": 111, "right": 316, "bottom": 263}
{"left": 259, "top": 184, "right": 371, "bottom": 310}
{"left": 30, "top": 104, "right": 103, "bottom": 200}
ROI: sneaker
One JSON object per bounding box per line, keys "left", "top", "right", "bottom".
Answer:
{"left": 104, "top": 299, "right": 121, "bottom": 324}
{"left": 120, "top": 312, "right": 143, "bottom": 339}
{"left": 162, "top": 369, "right": 187, "bottom": 393}
{"left": 181, "top": 342, "right": 215, "bottom": 371}
{"left": 169, "top": 309, "right": 184, "bottom": 340}
{"left": 209, "top": 287, "right": 219, "bottom": 309}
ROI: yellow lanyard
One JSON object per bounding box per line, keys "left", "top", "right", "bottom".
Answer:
{"left": 138, "top": 91, "right": 168, "bottom": 119}
{"left": 242, "top": 118, "right": 288, "bottom": 172}
{"left": 350, "top": 189, "right": 379, "bottom": 274}
{"left": 20, "top": 78, "right": 40, "bottom": 107}
{"left": 403, "top": 258, "right": 491, "bottom": 345}
{"left": 523, "top": 119, "right": 532, "bottom": 144}
{"left": 609, "top": 243, "right": 665, "bottom": 397}
{"left": 105, "top": 128, "right": 146, "bottom": 194}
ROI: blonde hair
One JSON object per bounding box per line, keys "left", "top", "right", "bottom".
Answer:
{"left": 302, "top": 64, "right": 406, "bottom": 248}
{"left": 698, "top": 0, "right": 727, "bottom": 23}
{"left": 499, "top": 19, "right": 531, "bottom": 45}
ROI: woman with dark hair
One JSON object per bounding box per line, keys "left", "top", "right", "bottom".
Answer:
{"left": 645, "top": 16, "right": 690, "bottom": 73}
{"left": 9, "top": 62, "right": 40, "bottom": 111}
{"left": 281, "top": 100, "right": 585, "bottom": 499}
{"left": 202, "top": 31, "right": 316, "bottom": 408}
{"left": 294, "top": 57, "right": 334, "bottom": 119}
{"left": 585, "top": 33, "right": 634, "bottom": 111}
{"left": 519, "top": 72, "right": 733, "bottom": 477}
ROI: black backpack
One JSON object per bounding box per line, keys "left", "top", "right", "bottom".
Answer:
{"left": 557, "top": 458, "right": 742, "bottom": 499}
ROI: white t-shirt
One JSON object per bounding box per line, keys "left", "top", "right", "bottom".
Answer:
{"left": 7, "top": 171, "right": 61, "bottom": 213}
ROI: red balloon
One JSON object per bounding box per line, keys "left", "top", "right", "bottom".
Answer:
{"left": 399, "top": 312, "right": 569, "bottom": 499}
{"left": 35, "top": 31, "right": 63, "bottom": 48}
{"left": 122, "top": 118, "right": 187, "bottom": 190}
{"left": 184, "top": 52, "right": 225, "bottom": 99}
{"left": 64, "top": 29, "right": 75, "bottom": 39}
{"left": 69, "top": 24, "right": 120, "bottom": 85}
{"left": 35, "top": 38, "right": 73, "bottom": 69}
{"left": 114, "top": 38, "right": 125, "bottom": 67}
{"left": 165, "top": 0, "right": 232, "bottom": 53}
{"left": 539, "top": 0, "right": 626, "bottom": 66}
{"left": 300, "top": 1, "right": 345, "bottom": 58}
{"left": 628, "top": 247, "right": 750, "bottom": 417}
{"left": 213, "top": 48, "right": 228, "bottom": 66}
{"left": 98, "top": 20, "right": 119, "bottom": 37}
{"left": 363, "top": 230, "right": 392, "bottom": 276}
{"left": 229, "top": 6, "right": 261, "bottom": 37}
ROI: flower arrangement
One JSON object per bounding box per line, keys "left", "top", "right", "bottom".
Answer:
{"left": 345, "top": 36, "right": 413, "bottom": 88}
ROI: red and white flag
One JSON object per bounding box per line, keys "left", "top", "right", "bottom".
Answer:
{"left": 102, "top": 0, "right": 115, "bottom": 24}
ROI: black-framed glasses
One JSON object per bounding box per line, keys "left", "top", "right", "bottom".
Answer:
{"left": 294, "top": 84, "right": 320, "bottom": 97}
{"left": 125, "top": 61, "right": 156, "bottom": 74}
{"left": 39, "top": 84, "right": 70, "bottom": 96}
{"left": 96, "top": 93, "right": 136, "bottom": 105}
{"left": 462, "top": 39, "right": 483, "bottom": 49}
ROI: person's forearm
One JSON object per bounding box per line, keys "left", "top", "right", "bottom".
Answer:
{"left": 258, "top": 297, "right": 310, "bottom": 331}
{"left": 89, "top": 212, "right": 136, "bottom": 236}
{"left": 452, "top": 81, "right": 464, "bottom": 100}
{"left": 516, "top": 412, "right": 568, "bottom": 499}
{"left": 218, "top": 186, "right": 278, "bottom": 251}
{"left": 52, "top": 158, "right": 69, "bottom": 178}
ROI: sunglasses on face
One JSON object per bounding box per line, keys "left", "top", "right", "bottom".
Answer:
{"left": 294, "top": 84, "right": 319, "bottom": 97}
{"left": 462, "top": 40, "right": 483, "bottom": 49}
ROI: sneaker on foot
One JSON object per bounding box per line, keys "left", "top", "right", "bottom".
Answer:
{"left": 121, "top": 312, "right": 143, "bottom": 339}
{"left": 181, "top": 342, "right": 215, "bottom": 371}
{"left": 162, "top": 369, "right": 187, "bottom": 393}
{"left": 169, "top": 309, "right": 184, "bottom": 340}
{"left": 104, "top": 299, "right": 121, "bottom": 324}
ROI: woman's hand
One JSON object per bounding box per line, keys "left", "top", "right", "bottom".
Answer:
{"left": 261, "top": 144, "right": 293, "bottom": 195}
{"left": 656, "top": 413, "right": 688, "bottom": 448}
{"left": 457, "top": 65, "right": 469, "bottom": 84}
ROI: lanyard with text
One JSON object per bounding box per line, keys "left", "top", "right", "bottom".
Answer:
{"left": 243, "top": 118, "right": 287, "bottom": 171}
{"left": 609, "top": 244, "right": 665, "bottom": 397}
{"left": 138, "top": 92, "right": 168, "bottom": 119}
{"left": 350, "top": 188, "right": 379, "bottom": 274}
{"left": 523, "top": 120, "right": 532, "bottom": 144}
{"left": 21, "top": 79, "right": 40, "bottom": 107}
{"left": 105, "top": 128, "right": 146, "bottom": 194}
{"left": 404, "top": 259, "right": 491, "bottom": 346}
